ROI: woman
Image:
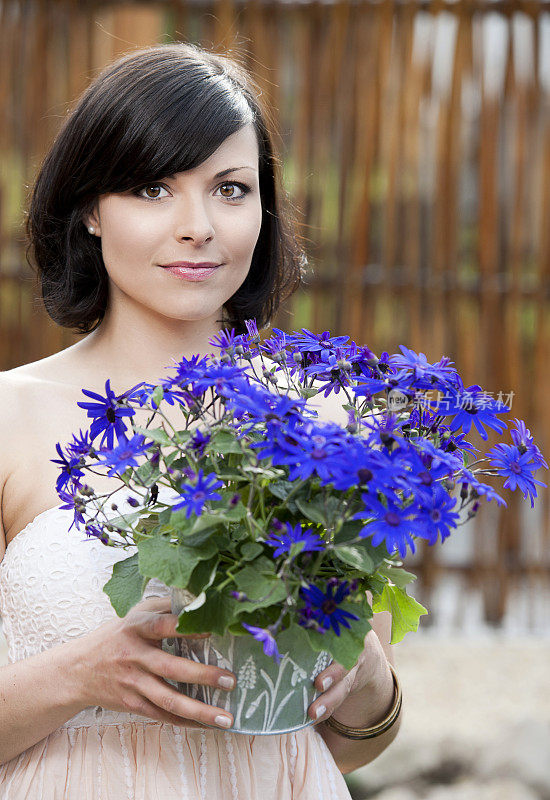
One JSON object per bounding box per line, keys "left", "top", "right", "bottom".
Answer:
{"left": 0, "top": 42, "right": 401, "bottom": 798}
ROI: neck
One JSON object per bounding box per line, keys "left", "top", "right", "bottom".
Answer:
{"left": 74, "top": 304, "right": 228, "bottom": 393}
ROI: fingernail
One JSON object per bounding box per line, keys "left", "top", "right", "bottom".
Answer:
{"left": 214, "top": 715, "right": 232, "bottom": 728}
{"left": 321, "top": 676, "right": 333, "bottom": 691}
{"left": 218, "top": 675, "right": 235, "bottom": 690}
{"left": 315, "top": 705, "right": 327, "bottom": 720}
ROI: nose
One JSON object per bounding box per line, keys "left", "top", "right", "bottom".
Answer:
{"left": 173, "top": 198, "right": 215, "bottom": 246}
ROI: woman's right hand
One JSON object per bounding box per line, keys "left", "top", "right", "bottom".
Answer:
{"left": 71, "top": 595, "right": 236, "bottom": 729}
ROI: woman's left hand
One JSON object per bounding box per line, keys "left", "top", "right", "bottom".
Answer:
{"left": 307, "top": 628, "right": 389, "bottom": 724}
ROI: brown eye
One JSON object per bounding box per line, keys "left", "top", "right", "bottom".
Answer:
{"left": 136, "top": 184, "right": 168, "bottom": 200}
{"left": 216, "top": 182, "right": 249, "bottom": 201}
{"left": 144, "top": 186, "right": 161, "bottom": 198}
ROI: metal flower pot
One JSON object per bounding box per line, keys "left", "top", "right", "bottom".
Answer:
{"left": 170, "top": 588, "right": 331, "bottom": 735}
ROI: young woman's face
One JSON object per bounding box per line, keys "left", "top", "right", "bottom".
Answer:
{"left": 85, "top": 123, "right": 262, "bottom": 325}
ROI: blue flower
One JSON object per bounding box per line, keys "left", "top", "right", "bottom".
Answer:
{"left": 170, "top": 469, "right": 223, "bottom": 518}
{"left": 298, "top": 581, "right": 359, "bottom": 636}
{"left": 410, "top": 437, "right": 462, "bottom": 474}
{"left": 166, "top": 354, "right": 212, "bottom": 389}
{"left": 57, "top": 488, "right": 87, "bottom": 532}
{"left": 259, "top": 328, "right": 289, "bottom": 361}
{"left": 433, "top": 385, "right": 509, "bottom": 441}
{"left": 208, "top": 328, "right": 248, "bottom": 356}
{"left": 242, "top": 623, "right": 281, "bottom": 663}
{"left": 96, "top": 434, "right": 152, "bottom": 477}
{"left": 389, "top": 346, "right": 459, "bottom": 389}
{"left": 510, "top": 419, "right": 548, "bottom": 469}
{"left": 77, "top": 379, "right": 135, "bottom": 448}
{"left": 50, "top": 442, "right": 85, "bottom": 494}
{"left": 485, "top": 443, "right": 547, "bottom": 508}
{"left": 84, "top": 521, "right": 111, "bottom": 545}
{"left": 190, "top": 429, "right": 211, "bottom": 458}
{"left": 355, "top": 494, "right": 425, "bottom": 558}
{"left": 222, "top": 379, "right": 307, "bottom": 424}
{"left": 458, "top": 468, "right": 507, "bottom": 506}
{"left": 244, "top": 318, "right": 261, "bottom": 343}
{"left": 416, "top": 485, "right": 461, "bottom": 544}
{"left": 65, "top": 429, "right": 93, "bottom": 460}
{"left": 189, "top": 363, "right": 251, "bottom": 396}
{"left": 329, "top": 443, "right": 398, "bottom": 495}
{"left": 286, "top": 328, "right": 350, "bottom": 354}
{"left": 254, "top": 419, "right": 346, "bottom": 483}
{"left": 265, "top": 522, "right": 325, "bottom": 558}
{"left": 352, "top": 368, "right": 412, "bottom": 401}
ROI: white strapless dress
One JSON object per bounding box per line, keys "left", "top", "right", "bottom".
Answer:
{"left": 0, "top": 485, "right": 351, "bottom": 799}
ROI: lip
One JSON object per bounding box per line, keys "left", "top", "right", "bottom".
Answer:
{"left": 162, "top": 263, "right": 223, "bottom": 282}
{"left": 161, "top": 262, "right": 222, "bottom": 269}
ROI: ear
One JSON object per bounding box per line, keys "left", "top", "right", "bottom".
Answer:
{"left": 82, "top": 204, "right": 101, "bottom": 237}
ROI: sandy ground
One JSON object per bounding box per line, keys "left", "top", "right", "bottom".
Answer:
{"left": 346, "top": 630, "right": 550, "bottom": 798}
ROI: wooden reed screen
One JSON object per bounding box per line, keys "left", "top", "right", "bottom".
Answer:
{"left": 1, "top": 0, "right": 549, "bottom": 630}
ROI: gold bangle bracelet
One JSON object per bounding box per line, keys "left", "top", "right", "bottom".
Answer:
{"left": 323, "top": 663, "right": 402, "bottom": 740}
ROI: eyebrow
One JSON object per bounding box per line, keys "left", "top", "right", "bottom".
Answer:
{"left": 165, "top": 166, "right": 258, "bottom": 180}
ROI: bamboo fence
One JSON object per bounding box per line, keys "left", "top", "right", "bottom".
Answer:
{"left": 1, "top": 0, "right": 549, "bottom": 629}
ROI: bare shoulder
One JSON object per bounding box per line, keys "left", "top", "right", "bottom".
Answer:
{"left": 0, "top": 369, "right": 34, "bottom": 560}
{"left": 0, "top": 368, "right": 34, "bottom": 454}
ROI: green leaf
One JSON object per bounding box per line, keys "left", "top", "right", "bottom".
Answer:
{"left": 299, "top": 387, "right": 319, "bottom": 399}
{"left": 333, "top": 545, "right": 374, "bottom": 573}
{"left": 275, "top": 622, "right": 316, "bottom": 658}
{"left": 209, "top": 429, "right": 243, "bottom": 455}
{"left": 333, "top": 519, "right": 366, "bottom": 544}
{"left": 253, "top": 555, "right": 277, "bottom": 574}
{"left": 101, "top": 509, "right": 142, "bottom": 533}
{"left": 135, "top": 513, "right": 161, "bottom": 535}
{"left": 221, "top": 502, "right": 248, "bottom": 522}
{"left": 177, "top": 525, "right": 220, "bottom": 547}
{"left": 152, "top": 386, "right": 164, "bottom": 408}
{"left": 240, "top": 541, "right": 264, "bottom": 561}
{"left": 176, "top": 589, "right": 238, "bottom": 635}
{"left": 289, "top": 540, "right": 307, "bottom": 558}
{"left": 103, "top": 554, "right": 147, "bottom": 617}
{"left": 233, "top": 565, "right": 285, "bottom": 602}
{"left": 267, "top": 480, "right": 295, "bottom": 501}
{"left": 377, "top": 563, "right": 418, "bottom": 589}
{"left": 171, "top": 431, "right": 193, "bottom": 447}
{"left": 137, "top": 536, "right": 217, "bottom": 588}
{"left": 372, "top": 584, "right": 428, "bottom": 644}
{"left": 187, "top": 556, "right": 219, "bottom": 596}
{"left": 295, "top": 498, "right": 326, "bottom": 525}
{"left": 305, "top": 600, "right": 372, "bottom": 670}
{"left": 133, "top": 425, "right": 173, "bottom": 446}
{"left": 135, "top": 460, "right": 161, "bottom": 486}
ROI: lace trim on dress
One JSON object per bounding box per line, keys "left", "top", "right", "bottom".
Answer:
{"left": 199, "top": 730, "right": 208, "bottom": 800}
{"left": 117, "top": 724, "right": 135, "bottom": 800}
{"left": 289, "top": 732, "right": 298, "bottom": 783}
{"left": 172, "top": 725, "right": 189, "bottom": 795}
{"left": 96, "top": 725, "right": 103, "bottom": 800}
{"left": 224, "top": 731, "right": 240, "bottom": 800}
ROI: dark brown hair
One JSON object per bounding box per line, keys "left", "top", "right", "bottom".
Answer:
{"left": 26, "top": 42, "right": 306, "bottom": 335}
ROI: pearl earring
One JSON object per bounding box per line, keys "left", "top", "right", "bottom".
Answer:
{"left": 88, "top": 226, "right": 95, "bottom": 234}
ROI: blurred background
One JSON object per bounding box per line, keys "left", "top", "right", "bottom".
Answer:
{"left": 1, "top": 0, "right": 549, "bottom": 797}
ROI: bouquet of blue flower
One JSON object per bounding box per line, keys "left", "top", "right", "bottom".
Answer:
{"left": 53, "top": 320, "right": 548, "bottom": 673}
